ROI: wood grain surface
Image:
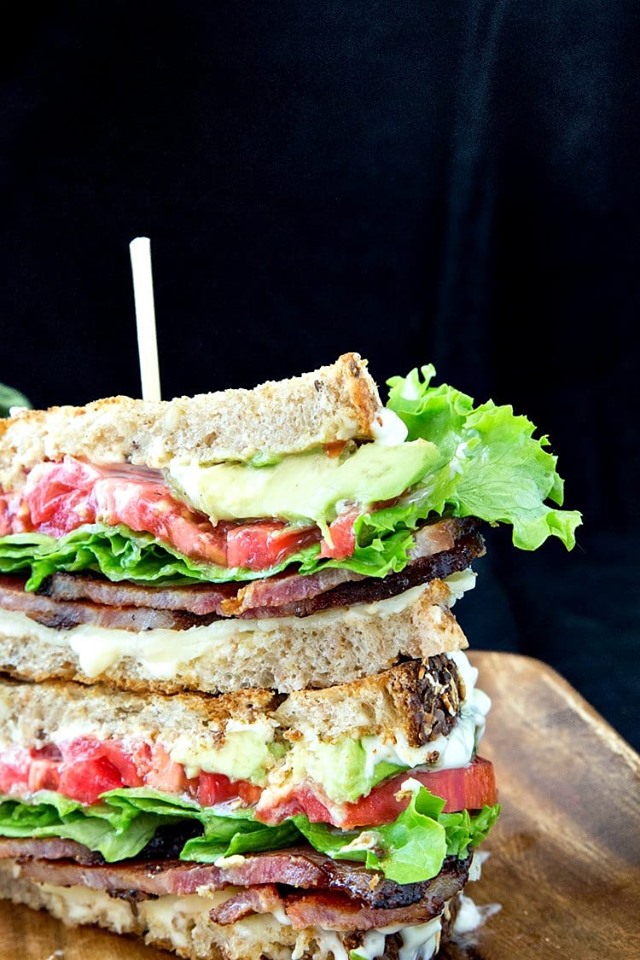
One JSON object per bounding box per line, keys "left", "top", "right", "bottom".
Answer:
{"left": 0, "top": 651, "right": 638, "bottom": 960}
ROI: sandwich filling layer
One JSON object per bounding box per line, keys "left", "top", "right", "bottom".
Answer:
{"left": 0, "top": 856, "right": 462, "bottom": 960}
{"left": 0, "top": 653, "right": 499, "bottom": 884}
{"left": 0, "top": 651, "right": 489, "bottom": 807}
{"left": 0, "top": 355, "right": 582, "bottom": 959}
{"left": 0, "top": 576, "right": 474, "bottom": 693}
{"left": 0, "top": 362, "right": 582, "bottom": 608}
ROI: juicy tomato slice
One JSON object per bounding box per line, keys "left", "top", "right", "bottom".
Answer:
{"left": 339, "top": 756, "right": 497, "bottom": 829}
{"left": 197, "top": 772, "right": 238, "bottom": 807}
{"left": 255, "top": 784, "right": 334, "bottom": 826}
{"left": 143, "top": 744, "right": 190, "bottom": 794}
{"left": 25, "top": 459, "right": 99, "bottom": 535}
{"left": 27, "top": 758, "right": 61, "bottom": 793}
{"left": 237, "top": 780, "right": 263, "bottom": 806}
{"left": 98, "top": 741, "right": 145, "bottom": 788}
{"left": 197, "top": 772, "right": 263, "bottom": 808}
{"left": 0, "top": 495, "right": 9, "bottom": 537}
{"left": 255, "top": 757, "right": 497, "bottom": 829}
{"left": 21, "top": 458, "right": 325, "bottom": 569}
{"left": 226, "top": 521, "right": 319, "bottom": 570}
{"left": 92, "top": 478, "right": 228, "bottom": 566}
{"left": 57, "top": 756, "right": 125, "bottom": 803}
{"left": 0, "top": 748, "right": 31, "bottom": 794}
{"left": 22, "top": 458, "right": 229, "bottom": 564}
{"left": 319, "top": 508, "right": 359, "bottom": 560}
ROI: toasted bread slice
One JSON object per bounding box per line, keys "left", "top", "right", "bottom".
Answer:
{"left": 0, "top": 579, "right": 470, "bottom": 695}
{"left": 0, "top": 653, "right": 466, "bottom": 755}
{"left": 0, "top": 352, "right": 382, "bottom": 489}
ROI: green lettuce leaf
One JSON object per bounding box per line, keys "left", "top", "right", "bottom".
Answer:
{"left": 0, "top": 383, "right": 31, "bottom": 417}
{"left": 0, "top": 790, "right": 171, "bottom": 861}
{"left": 294, "top": 789, "right": 501, "bottom": 885}
{"left": 103, "top": 786, "right": 301, "bottom": 860}
{"left": 387, "top": 365, "right": 582, "bottom": 550}
{"left": 0, "top": 524, "right": 321, "bottom": 591}
{"left": 180, "top": 820, "right": 301, "bottom": 861}
{"left": 0, "top": 785, "right": 500, "bottom": 883}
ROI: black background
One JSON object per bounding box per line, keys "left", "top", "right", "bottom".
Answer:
{"left": 2, "top": 2, "right": 639, "bottom": 747}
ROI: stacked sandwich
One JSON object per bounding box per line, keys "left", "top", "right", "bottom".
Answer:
{"left": 0, "top": 354, "right": 580, "bottom": 960}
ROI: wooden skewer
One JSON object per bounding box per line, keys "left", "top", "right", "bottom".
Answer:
{"left": 129, "top": 236, "right": 162, "bottom": 402}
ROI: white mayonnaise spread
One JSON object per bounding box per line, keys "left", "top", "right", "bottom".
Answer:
{"left": 370, "top": 407, "right": 409, "bottom": 445}
{"left": 452, "top": 893, "right": 502, "bottom": 935}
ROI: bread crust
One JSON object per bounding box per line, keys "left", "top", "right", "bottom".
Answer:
{"left": 0, "top": 353, "right": 382, "bottom": 489}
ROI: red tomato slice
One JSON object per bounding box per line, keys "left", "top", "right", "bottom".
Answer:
{"left": 197, "top": 772, "right": 238, "bottom": 806}
{"left": 25, "top": 459, "right": 99, "bottom": 535}
{"left": 0, "top": 748, "right": 31, "bottom": 794}
{"left": 91, "top": 477, "right": 228, "bottom": 565}
{"left": 255, "top": 757, "right": 497, "bottom": 828}
{"left": 57, "top": 756, "right": 125, "bottom": 804}
{"left": 0, "top": 495, "right": 10, "bottom": 537}
{"left": 339, "top": 757, "right": 497, "bottom": 829}
{"left": 143, "top": 744, "right": 189, "bottom": 794}
{"left": 27, "top": 758, "right": 61, "bottom": 793}
{"left": 197, "top": 772, "right": 263, "bottom": 808}
{"left": 319, "top": 509, "right": 359, "bottom": 560}
{"left": 23, "top": 458, "right": 229, "bottom": 564}
{"left": 237, "top": 780, "right": 263, "bottom": 806}
{"left": 256, "top": 784, "right": 334, "bottom": 825}
{"left": 22, "top": 458, "right": 330, "bottom": 569}
{"left": 226, "top": 521, "right": 319, "bottom": 570}
{"left": 98, "top": 741, "right": 145, "bottom": 788}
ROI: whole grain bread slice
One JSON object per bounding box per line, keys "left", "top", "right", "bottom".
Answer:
{"left": 0, "top": 652, "right": 466, "bottom": 754}
{"left": 0, "top": 353, "right": 382, "bottom": 489}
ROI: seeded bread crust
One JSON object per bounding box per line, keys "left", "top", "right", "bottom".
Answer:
{"left": 0, "top": 581, "right": 468, "bottom": 695}
{"left": 0, "top": 353, "right": 382, "bottom": 490}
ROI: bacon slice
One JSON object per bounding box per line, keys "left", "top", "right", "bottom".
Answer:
{"left": 39, "top": 573, "right": 236, "bottom": 616}
{"left": 0, "top": 575, "right": 210, "bottom": 631}
{"left": 6, "top": 843, "right": 468, "bottom": 913}
{"left": 0, "top": 837, "right": 103, "bottom": 864}
{"left": 242, "top": 520, "right": 484, "bottom": 618}
{"left": 209, "top": 884, "right": 283, "bottom": 924}
{"left": 226, "top": 565, "right": 364, "bottom": 616}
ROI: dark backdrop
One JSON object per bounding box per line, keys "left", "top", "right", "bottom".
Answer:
{"left": 2, "top": 2, "right": 639, "bottom": 747}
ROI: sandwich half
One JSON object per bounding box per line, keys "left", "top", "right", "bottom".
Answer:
{"left": 0, "top": 353, "right": 581, "bottom": 959}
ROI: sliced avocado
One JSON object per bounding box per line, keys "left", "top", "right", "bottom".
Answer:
{"left": 299, "top": 738, "right": 372, "bottom": 804}
{"left": 169, "top": 727, "right": 277, "bottom": 784}
{"left": 168, "top": 441, "right": 438, "bottom": 526}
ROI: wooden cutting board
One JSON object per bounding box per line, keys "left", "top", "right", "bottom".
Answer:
{"left": 0, "top": 651, "right": 638, "bottom": 959}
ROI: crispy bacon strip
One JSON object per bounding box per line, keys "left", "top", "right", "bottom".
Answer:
{"left": 0, "top": 576, "right": 209, "bottom": 631}
{"left": 7, "top": 844, "right": 468, "bottom": 912}
{"left": 39, "top": 573, "right": 236, "bottom": 616}
{"left": 0, "top": 837, "right": 103, "bottom": 865}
